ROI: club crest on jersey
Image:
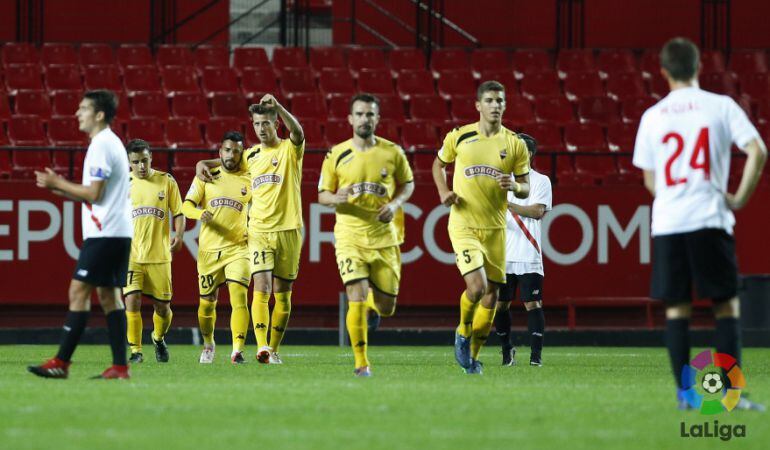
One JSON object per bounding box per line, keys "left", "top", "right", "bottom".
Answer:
{"left": 380, "top": 168, "right": 388, "bottom": 178}
{"left": 158, "top": 190, "right": 165, "bottom": 200}
{"left": 209, "top": 197, "right": 244, "bottom": 212}
{"left": 271, "top": 156, "right": 279, "bottom": 167}
{"left": 132, "top": 207, "right": 165, "bottom": 220}
{"left": 252, "top": 174, "right": 283, "bottom": 189}
{"left": 464, "top": 165, "right": 502, "bottom": 179}
{"left": 500, "top": 149, "right": 507, "bottom": 159}
{"left": 241, "top": 186, "right": 248, "bottom": 196}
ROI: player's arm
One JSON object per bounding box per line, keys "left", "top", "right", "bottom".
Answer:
{"left": 378, "top": 181, "right": 414, "bottom": 223}
{"left": 171, "top": 213, "right": 186, "bottom": 252}
{"left": 497, "top": 173, "right": 530, "bottom": 199}
{"left": 727, "top": 138, "right": 768, "bottom": 210}
{"left": 642, "top": 170, "right": 655, "bottom": 196}
{"left": 168, "top": 177, "right": 185, "bottom": 252}
{"left": 195, "top": 158, "right": 221, "bottom": 182}
{"left": 508, "top": 202, "right": 546, "bottom": 220}
{"left": 35, "top": 168, "right": 105, "bottom": 203}
{"left": 318, "top": 187, "right": 352, "bottom": 208}
{"left": 261, "top": 94, "right": 304, "bottom": 146}
{"left": 432, "top": 157, "right": 460, "bottom": 206}
{"left": 181, "top": 200, "right": 213, "bottom": 223}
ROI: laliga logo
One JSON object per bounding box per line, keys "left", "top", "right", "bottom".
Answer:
{"left": 680, "top": 350, "right": 745, "bottom": 414}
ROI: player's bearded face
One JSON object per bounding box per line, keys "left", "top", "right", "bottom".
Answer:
{"left": 349, "top": 101, "right": 379, "bottom": 139}
{"left": 220, "top": 140, "right": 243, "bottom": 170}
{"left": 476, "top": 91, "right": 506, "bottom": 124}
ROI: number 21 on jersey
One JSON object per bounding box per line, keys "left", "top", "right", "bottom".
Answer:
{"left": 662, "top": 127, "right": 710, "bottom": 186}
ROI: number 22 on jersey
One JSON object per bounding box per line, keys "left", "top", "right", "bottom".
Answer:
{"left": 662, "top": 127, "right": 710, "bottom": 186}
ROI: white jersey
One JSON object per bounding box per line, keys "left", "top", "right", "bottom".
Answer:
{"left": 81, "top": 127, "right": 132, "bottom": 239}
{"left": 633, "top": 87, "right": 759, "bottom": 236}
{"left": 505, "top": 169, "right": 552, "bottom": 275}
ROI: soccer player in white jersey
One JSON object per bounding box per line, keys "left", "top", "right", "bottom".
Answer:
{"left": 29, "top": 90, "right": 133, "bottom": 379}
{"left": 633, "top": 38, "right": 767, "bottom": 410}
{"left": 493, "top": 134, "right": 552, "bottom": 367}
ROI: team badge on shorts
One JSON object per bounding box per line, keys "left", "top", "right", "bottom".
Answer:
{"left": 271, "top": 156, "right": 278, "bottom": 167}
{"left": 158, "top": 190, "right": 165, "bottom": 200}
{"left": 380, "top": 168, "right": 388, "bottom": 178}
{"left": 499, "top": 149, "right": 507, "bottom": 159}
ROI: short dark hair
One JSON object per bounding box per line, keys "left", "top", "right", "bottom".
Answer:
{"left": 83, "top": 90, "right": 118, "bottom": 124}
{"left": 126, "top": 138, "right": 150, "bottom": 154}
{"left": 248, "top": 103, "right": 277, "bottom": 120}
{"left": 477, "top": 80, "right": 505, "bottom": 100}
{"left": 518, "top": 133, "right": 537, "bottom": 156}
{"left": 660, "top": 37, "right": 700, "bottom": 81}
{"left": 349, "top": 93, "right": 380, "bottom": 112}
{"left": 222, "top": 130, "right": 244, "bottom": 143}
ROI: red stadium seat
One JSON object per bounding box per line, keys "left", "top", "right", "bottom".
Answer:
{"left": 348, "top": 48, "right": 388, "bottom": 74}
{"left": 390, "top": 48, "right": 426, "bottom": 73}
{"left": 471, "top": 49, "right": 510, "bottom": 75}
{"left": 127, "top": 118, "right": 166, "bottom": 147}
{"left": 318, "top": 68, "right": 356, "bottom": 98}
{"left": 48, "top": 116, "right": 88, "bottom": 147}
{"left": 577, "top": 96, "right": 620, "bottom": 125}
{"left": 756, "top": 100, "right": 770, "bottom": 125}
{"left": 309, "top": 46, "right": 346, "bottom": 72}
{"left": 401, "top": 121, "right": 438, "bottom": 151}
{"left": 8, "top": 116, "right": 50, "bottom": 147}
{"left": 574, "top": 154, "right": 618, "bottom": 181}
{"left": 156, "top": 44, "right": 193, "bottom": 68}
{"left": 41, "top": 43, "right": 77, "bottom": 66}
{"left": 45, "top": 64, "right": 83, "bottom": 93}
{"left": 194, "top": 45, "right": 229, "bottom": 69}
{"left": 621, "top": 96, "right": 656, "bottom": 123}
{"left": 0, "top": 92, "right": 12, "bottom": 123}
{"left": 740, "top": 73, "right": 770, "bottom": 100}
{"left": 396, "top": 70, "right": 435, "bottom": 100}
{"left": 503, "top": 97, "right": 535, "bottom": 127}
{"left": 519, "top": 122, "right": 563, "bottom": 151}
{"left": 478, "top": 70, "right": 518, "bottom": 95}
{"left": 233, "top": 47, "right": 271, "bottom": 71}
{"left": 171, "top": 93, "right": 209, "bottom": 122}
{"left": 166, "top": 117, "right": 206, "bottom": 148}
{"left": 563, "top": 71, "right": 604, "bottom": 101}
{"left": 556, "top": 49, "right": 595, "bottom": 77}
{"left": 161, "top": 66, "right": 200, "bottom": 96}
{"left": 51, "top": 149, "right": 85, "bottom": 178}
{"left": 123, "top": 65, "right": 162, "bottom": 96}
{"left": 430, "top": 48, "right": 470, "bottom": 74}
{"left": 210, "top": 93, "right": 248, "bottom": 118}
{"left": 272, "top": 47, "right": 307, "bottom": 71}
{"left": 132, "top": 91, "right": 170, "bottom": 119}
{"left": 437, "top": 70, "right": 476, "bottom": 100}
{"left": 512, "top": 49, "right": 551, "bottom": 78}
{"left": 324, "top": 119, "right": 351, "bottom": 144}
{"left": 327, "top": 94, "right": 351, "bottom": 119}
{"left": 376, "top": 119, "right": 401, "bottom": 143}
{"left": 648, "top": 74, "right": 669, "bottom": 99}
{"left": 564, "top": 123, "right": 607, "bottom": 152}
{"left": 12, "top": 148, "right": 51, "bottom": 178}
{"left": 534, "top": 96, "right": 574, "bottom": 125}
{"left": 201, "top": 67, "right": 239, "bottom": 97}
{"left": 729, "top": 50, "right": 768, "bottom": 76}
{"left": 291, "top": 93, "right": 327, "bottom": 121}
{"left": 0, "top": 148, "right": 11, "bottom": 178}
{"left": 700, "top": 71, "right": 738, "bottom": 96}
{"left": 377, "top": 94, "right": 406, "bottom": 121}
{"left": 357, "top": 69, "right": 395, "bottom": 95}
{"left": 79, "top": 43, "right": 115, "bottom": 66}
{"left": 607, "top": 122, "right": 639, "bottom": 152}
{"left": 205, "top": 118, "right": 243, "bottom": 148}
{"left": 278, "top": 68, "right": 316, "bottom": 99}
{"left": 115, "top": 92, "right": 132, "bottom": 121}
{"left": 173, "top": 151, "right": 215, "bottom": 169}
{"left": 5, "top": 64, "right": 44, "bottom": 94}
{"left": 596, "top": 49, "right": 636, "bottom": 77}
{"left": 700, "top": 50, "right": 726, "bottom": 74}
{"left": 520, "top": 70, "right": 561, "bottom": 100}
{"left": 606, "top": 72, "right": 647, "bottom": 101}
{"left": 450, "top": 97, "right": 479, "bottom": 122}
{"left": 2, "top": 43, "right": 39, "bottom": 65}
{"left": 617, "top": 154, "right": 641, "bottom": 176}
{"left": 301, "top": 119, "right": 327, "bottom": 149}
{"left": 240, "top": 68, "right": 279, "bottom": 100}
{"left": 84, "top": 65, "right": 123, "bottom": 92}
{"left": 15, "top": 91, "right": 52, "bottom": 120}
{"left": 639, "top": 50, "right": 660, "bottom": 79}
{"left": 117, "top": 44, "right": 153, "bottom": 67}
{"left": 409, "top": 95, "right": 450, "bottom": 125}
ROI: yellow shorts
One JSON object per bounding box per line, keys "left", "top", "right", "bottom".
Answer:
{"left": 248, "top": 228, "right": 303, "bottom": 281}
{"left": 448, "top": 226, "right": 506, "bottom": 284}
{"left": 197, "top": 244, "right": 251, "bottom": 296}
{"left": 335, "top": 242, "right": 401, "bottom": 296}
{"left": 123, "top": 261, "right": 172, "bottom": 301}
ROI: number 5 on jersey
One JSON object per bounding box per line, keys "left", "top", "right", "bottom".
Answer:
{"left": 663, "top": 127, "right": 710, "bottom": 186}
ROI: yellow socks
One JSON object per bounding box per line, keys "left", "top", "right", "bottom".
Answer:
{"left": 252, "top": 290, "right": 271, "bottom": 348}
{"left": 152, "top": 309, "right": 172, "bottom": 342}
{"left": 470, "top": 303, "right": 496, "bottom": 360}
{"left": 269, "top": 291, "right": 292, "bottom": 352}
{"left": 198, "top": 298, "right": 217, "bottom": 345}
{"left": 126, "top": 310, "right": 142, "bottom": 353}
{"left": 458, "top": 291, "right": 477, "bottom": 337}
{"left": 228, "top": 283, "right": 249, "bottom": 352}
{"left": 346, "top": 301, "right": 369, "bottom": 368}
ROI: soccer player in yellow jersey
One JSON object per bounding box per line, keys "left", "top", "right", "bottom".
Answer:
{"left": 319, "top": 93, "right": 414, "bottom": 377}
{"left": 197, "top": 94, "right": 304, "bottom": 364}
{"left": 432, "top": 81, "right": 531, "bottom": 374}
{"left": 123, "top": 139, "right": 185, "bottom": 363}
{"left": 183, "top": 131, "right": 252, "bottom": 364}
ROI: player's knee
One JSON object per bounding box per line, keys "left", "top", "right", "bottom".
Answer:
{"left": 665, "top": 303, "right": 692, "bottom": 319}
{"left": 524, "top": 301, "right": 542, "bottom": 311}
{"left": 376, "top": 298, "right": 397, "bottom": 317}
{"left": 495, "top": 301, "right": 511, "bottom": 313}
{"left": 124, "top": 294, "right": 141, "bottom": 311}
{"left": 153, "top": 301, "right": 171, "bottom": 315}
{"left": 96, "top": 288, "right": 124, "bottom": 312}
{"left": 199, "top": 297, "right": 217, "bottom": 314}
{"left": 713, "top": 297, "right": 739, "bottom": 319}
{"left": 466, "top": 284, "right": 486, "bottom": 302}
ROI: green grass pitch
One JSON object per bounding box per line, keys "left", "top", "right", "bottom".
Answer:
{"left": 1, "top": 345, "right": 767, "bottom": 450}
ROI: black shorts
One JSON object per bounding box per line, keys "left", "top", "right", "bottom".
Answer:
{"left": 73, "top": 237, "right": 132, "bottom": 287}
{"left": 651, "top": 228, "right": 737, "bottom": 304}
{"left": 499, "top": 273, "right": 543, "bottom": 303}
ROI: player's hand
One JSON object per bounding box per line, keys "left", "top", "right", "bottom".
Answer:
{"left": 196, "top": 162, "right": 213, "bottom": 183}
{"left": 495, "top": 173, "right": 517, "bottom": 191}
{"left": 200, "top": 211, "right": 214, "bottom": 223}
{"left": 334, "top": 186, "right": 352, "bottom": 205}
{"left": 169, "top": 235, "right": 184, "bottom": 253}
{"left": 259, "top": 94, "right": 281, "bottom": 109}
{"left": 439, "top": 190, "right": 460, "bottom": 207}
{"left": 34, "top": 168, "right": 61, "bottom": 190}
{"left": 725, "top": 193, "right": 746, "bottom": 211}
{"left": 377, "top": 202, "right": 397, "bottom": 223}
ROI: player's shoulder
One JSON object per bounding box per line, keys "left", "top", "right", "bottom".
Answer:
{"left": 375, "top": 137, "right": 406, "bottom": 155}
{"left": 245, "top": 144, "right": 261, "bottom": 161}
{"left": 530, "top": 169, "right": 552, "bottom": 186}
{"left": 326, "top": 139, "right": 354, "bottom": 163}
{"left": 446, "top": 123, "right": 478, "bottom": 142}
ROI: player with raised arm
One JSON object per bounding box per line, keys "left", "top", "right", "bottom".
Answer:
{"left": 633, "top": 38, "right": 766, "bottom": 410}
{"left": 432, "top": 80, "right": 531, "bottom": 375}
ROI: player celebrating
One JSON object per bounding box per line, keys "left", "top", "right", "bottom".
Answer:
{"left": 197, "top": 94, "right": 304, "bottom": 364}
{"left": 432, "top": 81, "right": 531, "bottom": 375}
{"left": 633, "top": 38, "right": 766, "bottom": 410}
{"left": 319, "top": 93, "right": 414, "bottom": 377}
{"left": 493, "top": 134, "right": 551, "bottom": 367}
{"left": 29, "top": 90, "right": 132, "bottom": 379}
{"left": 183, "top": 132, "right": 252, "bottom": 364}
{"left": 123, "top": 139, "right": 185, "bottom": 364}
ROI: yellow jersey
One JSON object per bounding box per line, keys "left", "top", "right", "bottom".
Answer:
{"left": 242, "top": 138, "right": 304, "bottom": 232}
{"left": 184, "top": 166, "right": 251, "bottom": 252}
{"left": 319, "top": 137, "right": 413, "bottom": 249}
{"left": 438, "top": 122, "right": 530, "bottom": 229}
{"left": 128, "top": 169, "right": 182, "bottom": 263}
